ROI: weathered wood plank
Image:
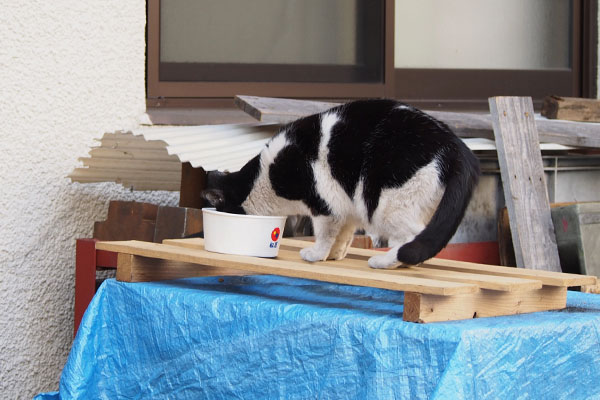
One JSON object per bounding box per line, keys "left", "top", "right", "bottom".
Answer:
{"left": 277, "top": 238, "right": 596, "bottom": 287}
{"left": 93, "top": 201, "right": 158, "bottom": 242}
{"left": 542, "top": 95, "right": 600, "bottom": 122}
{"left": 166, "top": 238, "right": 596, "bottom": 287}
{"left": 116, "top": 253, "right": 250, "bottom": 282}
{"left": 165, "top": 239, "right": 541, "bottom": 292}
{"left": 234, "top": 95, "right": 600, "bottom": 148}
{"left": 273, "top": 249, "right": 542, "bottom": 292}
{"left": 98, "top": 240, "right": 478, "bottom": 295}
{"left": 234, "top": 95, "right": 339, "bottom": 123}
{"left": 403, "top": 286, "right": 567, "bottom": 323}
{"left": 489, "top": 97, "right": 562, "bottom": 272}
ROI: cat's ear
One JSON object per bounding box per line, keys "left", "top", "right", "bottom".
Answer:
{"left": 206, "top": 170, "right": 228, "bottom": 189}
{"left": 201, "top": 189, "right": 225, "bottom": 208}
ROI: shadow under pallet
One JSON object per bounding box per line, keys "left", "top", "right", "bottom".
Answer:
{"left": 95, "top": 238, "right": 596, "bottom": 323}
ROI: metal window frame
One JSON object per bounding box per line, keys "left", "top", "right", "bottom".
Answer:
{"left": 147, "top": 0, "right": 395, "bottom": 100}
{"left": 147, "top": 0, "right": 596, "bottom": 110}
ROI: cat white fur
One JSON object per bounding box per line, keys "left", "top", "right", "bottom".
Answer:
{"left": 241, "top": 111, "right": 445, "bottom": 269}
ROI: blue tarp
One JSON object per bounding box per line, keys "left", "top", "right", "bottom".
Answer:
{"left": 36, "top": 276, "right": 600, "bottom": 399}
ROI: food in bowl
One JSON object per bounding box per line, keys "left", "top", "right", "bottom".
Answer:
{"left": 202, "top": 208, "right": 287, "bottom": 257}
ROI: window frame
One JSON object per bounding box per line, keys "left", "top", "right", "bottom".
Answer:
{"left": 394, "top": 0, "right": 597, "bottom": 110}
{"left": 146, "top": 0, "right": 396, "bottom": 100}
{"left": 147, "top": 0, "right": 596, "bottom": 110}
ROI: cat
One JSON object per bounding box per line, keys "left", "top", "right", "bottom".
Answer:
{"left": 202, "top": 99, "right": 480, "bottom": 269}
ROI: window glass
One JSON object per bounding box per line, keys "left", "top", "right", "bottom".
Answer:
{"left": 395, "top": 0, "right": 571, "bottom": 70}
{"left": 160, "top": 0, "right": 384, "bottom": 82}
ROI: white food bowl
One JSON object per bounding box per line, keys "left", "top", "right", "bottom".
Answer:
{"left": 202, "top": 208, "right": 287, "bottom": 257}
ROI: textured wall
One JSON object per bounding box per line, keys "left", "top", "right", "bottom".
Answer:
{"left": 0, "top": 2, "right": 178, "bottom": 398}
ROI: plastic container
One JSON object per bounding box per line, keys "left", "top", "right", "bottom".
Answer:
{"left": 202, "top": 208, "right": 287, "bottom": 257}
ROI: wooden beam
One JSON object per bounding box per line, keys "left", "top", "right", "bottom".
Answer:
{"left": 234, "top": 95, "right": 600, "bottom": 148}
{"left": 153, "top": 206, "right": 203, "bottom": 243}
{"left": 93, "top": 201, "right": 158, "bottom": 242}
{"left": 489, "top": 97, "right": 562, "bottom": 272}
{"left": 116, "top": 252, "right": 249, "bottom": 282}
{"left": 234, "top": 95, "right": 339, "bottom": 123}
{"left": 403, "top": 286, "right": 567, "bottom": 323}
{"left": 542, "top": 96, "right": 600, "bottom": 122}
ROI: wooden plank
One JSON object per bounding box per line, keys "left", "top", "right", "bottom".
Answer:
{"left": 489, "top": 96, "right": 562, "bottom": 272}
{"left": 69, "top": 168, "right": 181, "bottom": 182}
{"left": 116, "top": 253, "right": 250, "bottom": 282}
{"left": 274, "top": 249, "right": 542, "bottom": 292}
{"left": 278, "top": 238, "right": 597, "bottom": 287}
{"left": 234, "top": 95, "right": 600, "bottom": 148}
{"left": 153, "top": 205, "right": 204, "bottom": 243}
{"left": 94, "top": 201, "right": 158, "bottom": 242}
{"left": 97, "top": 240, "right": 478, "bottom": 296}
{"left": 542, "top": 96, "right": 600, "bottom": 122}
{"left": 582, "top": 283, "right": 600, "bottom": 294}
{"left": 164, "top": 239, "right": 541, "bottom": 292}
{"left": 179, "top": 162, "right": 207, "bottom": 209}
{"left": 234, "top": 95, "right": 339, "bottom": 123}
{"left": 69, "top": 175, "right": 180, "bottom": 191}
{"left": 88, "top": 146, "right": 180, "bottom": 161}
{"left": 99, "top": 135, "right": 168, "bottom": 150}
{"left": 78, "top": 157, "right": 181, "bottom": 171}
{"left": 420, "top": 258, "right": 597, "bottom": 287}
{"left": 403, "top": 286, "right": 567, "bottom": 323}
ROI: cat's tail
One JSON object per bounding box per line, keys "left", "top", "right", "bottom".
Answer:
{"left": 396, "top": 143, "right": 480, "bottom": 265}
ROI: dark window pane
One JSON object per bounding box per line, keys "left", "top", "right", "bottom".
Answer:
{"left": 159, "top": 0, "right": 384, "bottom": 83}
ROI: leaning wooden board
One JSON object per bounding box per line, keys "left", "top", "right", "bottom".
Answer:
{"left": 96, "top": 238, "right": 596, "bottom": 323}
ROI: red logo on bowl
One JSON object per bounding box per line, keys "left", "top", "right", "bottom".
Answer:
{"left": 271, "top": 227, "right": 281, "bottom": 242}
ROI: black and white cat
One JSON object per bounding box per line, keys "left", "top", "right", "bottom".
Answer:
{"left": 202, "top": 99, "right": 480, "bottom": 269}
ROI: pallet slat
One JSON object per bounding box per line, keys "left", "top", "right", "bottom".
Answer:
{"left": 166, "top": 239, "right": 540, "bottom": 292}
{"left": 276, "top": 250, "right": 542, "bottom": 292}
{"left": 279, "top": 238, "right": 596, "bottom": 287}
{"left": 97, "top": 240, "right": 477, "bottom": 296}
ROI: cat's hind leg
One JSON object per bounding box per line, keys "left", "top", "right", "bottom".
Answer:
{"left": 368, "top": 245, "right": 406, "bottom": 269}
{"left": 367, "top": 235, "right": 420, "bottom": 269}
{"left": 300, "top": 216, "right": 345, "bottom": 262}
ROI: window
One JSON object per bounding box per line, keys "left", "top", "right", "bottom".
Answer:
{"left": 147, "top": 0, "right": 596, "bottom": 109}
{"left": 394, "top": 0, "right": 597, "bottom": 109}
{"left": 147, "top": 0, "right": 394, "bottom": 100}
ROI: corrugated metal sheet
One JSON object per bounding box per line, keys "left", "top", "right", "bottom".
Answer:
{"left": 69, "top": 123, "right": 277, "bottom": 191}
{"left": 69, "top": 124, "right": 571, "bottom": 192}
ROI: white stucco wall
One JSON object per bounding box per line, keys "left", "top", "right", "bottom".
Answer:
{"left": 0, "top": 2, "right": 178, "bottom": 398}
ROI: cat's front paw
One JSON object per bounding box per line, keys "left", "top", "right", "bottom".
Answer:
{"left": 300, "top": 246, "right": 328, "bottom": 262}
{"left": 368, "top": 254, "right": 402, "bottom": 269}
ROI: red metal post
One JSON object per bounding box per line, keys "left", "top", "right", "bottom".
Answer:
{"left": 74, "top": 239, "right": 98, "bottom": 336}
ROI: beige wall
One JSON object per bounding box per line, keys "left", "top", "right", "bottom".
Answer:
{"left": 0, "top": 2, "right": 177, "bottom": 398}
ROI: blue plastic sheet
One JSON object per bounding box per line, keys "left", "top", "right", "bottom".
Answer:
{"left": 37, "top": 276, "right": 600, "bottom": 399}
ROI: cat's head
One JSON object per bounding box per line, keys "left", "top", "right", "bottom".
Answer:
{"left": 201, "top": 170, "right": 247, "bottom": 215}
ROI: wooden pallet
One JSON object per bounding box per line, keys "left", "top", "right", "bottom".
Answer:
{"left": 95, "top": 238, "right": 597, "bottom": 323}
